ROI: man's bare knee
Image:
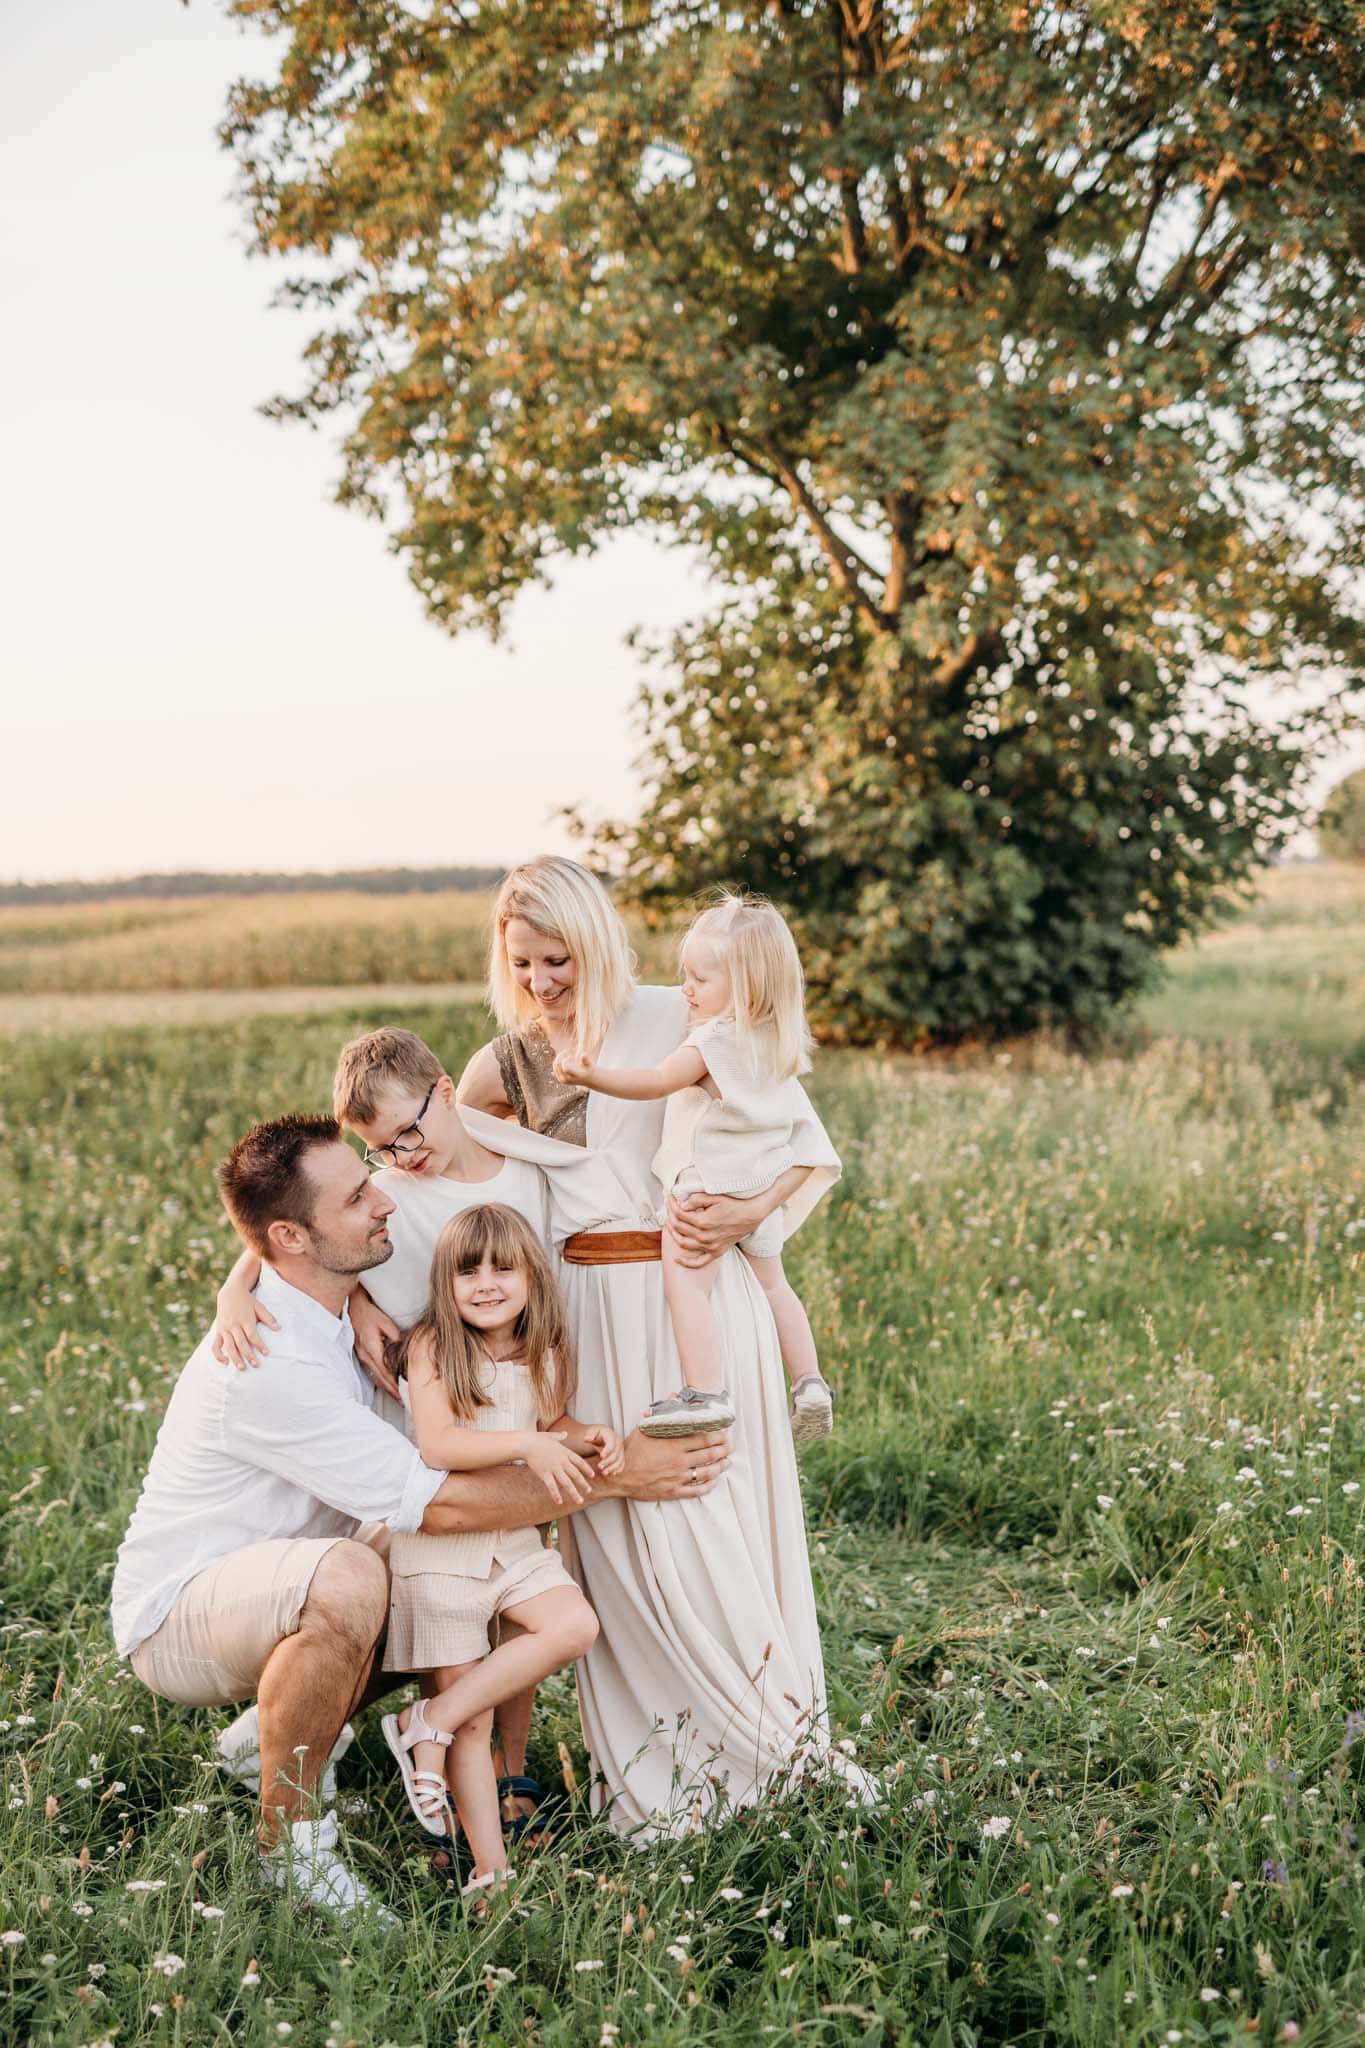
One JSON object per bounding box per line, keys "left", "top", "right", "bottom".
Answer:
{"left": 301, "top": 1541, "right": 388, "bottom": 1642}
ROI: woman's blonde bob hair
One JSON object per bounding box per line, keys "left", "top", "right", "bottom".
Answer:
{"left": 685, "top": 892, "right": 813, "bottom": 1081}
{"left": 488, "top": 856, "right": 636, "bottom": 1057}
{"left": 395, "top": 1203, "right": 575, "bottom": 1424}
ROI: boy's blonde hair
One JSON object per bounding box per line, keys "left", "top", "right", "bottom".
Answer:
{"left": 395, "top": 1203, "right": 575, "bottom": 1423}
{"left": 686, "top": 893, "right": 813, "bottom": 1081}
{"left": 488, "top": 856, "right": 635, "bottom": 1058}
{"left": 332, "top": 1027, "right": 444, "bottom": 1129}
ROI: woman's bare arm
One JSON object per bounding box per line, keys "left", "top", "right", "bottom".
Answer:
{"left": 456, "top": 1041, "right": 514, "bottom": 1116}
{"left": 666, "top": 1164, "right": 812, "bottom": 1265}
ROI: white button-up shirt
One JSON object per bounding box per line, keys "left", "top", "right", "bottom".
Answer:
{"left": 110, "top": 1264, "right": 444, "bottom": 1657}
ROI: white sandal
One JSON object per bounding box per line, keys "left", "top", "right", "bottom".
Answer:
{"left": 381, "top": 1700, "right": 454, "bottom": 1840}
{"left": 461, "top": 1866, "right": 514, "bottom": 1904}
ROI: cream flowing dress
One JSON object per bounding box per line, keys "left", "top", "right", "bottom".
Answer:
{"left": 502, "top": 984, "right": 867, "bottom": 1840}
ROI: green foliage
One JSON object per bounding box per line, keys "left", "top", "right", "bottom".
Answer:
{"left": 1319, "top": 767, "right": 1365, "bottom": 862}
{"left": 220, "top": 0, "right": 1365, "bottom": 1039}
{"left": 590, "top": 588, "right": 1313, "bottom": 1042}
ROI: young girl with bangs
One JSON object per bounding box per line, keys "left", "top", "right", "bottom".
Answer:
{"left": 380, "top": 1202, "right": 621, "bottom": 1896}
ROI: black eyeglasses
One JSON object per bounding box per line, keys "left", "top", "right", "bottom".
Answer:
{"left": 364, "top": 1080, "right": 438, "bottom": 1168}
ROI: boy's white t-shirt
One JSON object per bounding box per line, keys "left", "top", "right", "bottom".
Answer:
{"left": 364, "top": 1154, "right": 550, "bottom": 1330}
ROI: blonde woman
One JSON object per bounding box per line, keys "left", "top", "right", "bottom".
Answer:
{"left": 555, "top": 894, "right": 834, "bottom": 1442}
{"left": 458, "top": 856, "right": 868, "bottom": 1839}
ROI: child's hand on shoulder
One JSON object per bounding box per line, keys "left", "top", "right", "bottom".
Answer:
{"left": 579, "top": 1423, "right": 625, "bottom": 1477}
{"left": 553, "top": 1050, "right": 595, "bottom": 1087}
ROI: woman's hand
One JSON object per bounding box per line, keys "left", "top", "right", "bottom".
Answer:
{"left": 665, "top": 1188, "right": 768, "bottom": 1268}
{"left": 212, "top": 1276, "right": 279, "bottom": 1371}
{"left": 350, "top": 1288, "right": 401, "bottom": 1401}
{"left": 523, "top": 1431, "right": 597, "bottom": 1507}
{"left": 578, "top": 1423, "right": 625, "bottom": 1477}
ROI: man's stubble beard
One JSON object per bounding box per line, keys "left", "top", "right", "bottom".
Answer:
{"left": 308, "top": 1231, "right": 395, "bottom": 1278}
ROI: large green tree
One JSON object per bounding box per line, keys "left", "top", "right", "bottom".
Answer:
{"left": 1318, "top": 765, "right": 1365, "bottom": 860}
{"left": 222, "top": 0, "right": 1363, "bottom": 1040}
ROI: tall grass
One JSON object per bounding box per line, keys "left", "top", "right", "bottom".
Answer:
{"left": 1137, "top": 862, "right": 1365, "bottom": 1066}
{"left": 0, "top": 876, "right": 1362, "bottom": 2045}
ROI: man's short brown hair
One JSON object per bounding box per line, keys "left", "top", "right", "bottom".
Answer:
{"left": 217, "top": 1114, "right": 342, "bottom": 1258}
{"left": 332, "top": 1027, "right": 444, "bottom": 1130}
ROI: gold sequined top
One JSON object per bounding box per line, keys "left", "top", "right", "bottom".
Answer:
{"left": 492, "top": 1025, "right": 589, "bottom": 1147}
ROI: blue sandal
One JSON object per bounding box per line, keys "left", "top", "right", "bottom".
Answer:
{"left": 497, "top": 1774, "right": 549, "bottom": 1845}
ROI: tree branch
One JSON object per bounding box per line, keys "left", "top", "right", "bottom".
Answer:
{"left": 882, "top": 490, "right": 919, "bottom": 618}
{"left": 1137, "top": 160, "right": 1236, "bottom": 344}
{"left": 754, "top": 433, "right": 888, "bottom": 632}
{"left": 823, "top": 0, "right": 868, "bottom": 276}
{"left": 932, "top": 628, "right": 1002, "bottom": 692}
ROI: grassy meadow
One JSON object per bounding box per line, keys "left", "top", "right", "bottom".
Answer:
{"left": 0, "top": 868, "right": 1363, "bottom": 2045}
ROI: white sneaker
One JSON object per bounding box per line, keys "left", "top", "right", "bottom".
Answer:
{"left": 790, "top": 1375, "right": 834, "bottom": 1443}
{"left": 260, "top": 1812, "right": 398, "bottom": 1927}
{"left": 217, "top": 1707, "right": 355, "bottom": 1804}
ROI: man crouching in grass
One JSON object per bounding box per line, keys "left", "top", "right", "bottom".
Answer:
{"left": 110, "top": 1115, "right": 731, "bottom": 1923}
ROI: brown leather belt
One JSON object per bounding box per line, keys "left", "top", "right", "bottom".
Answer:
{"left": 562, "top": 1230, "right": 663, "bottom": 1265}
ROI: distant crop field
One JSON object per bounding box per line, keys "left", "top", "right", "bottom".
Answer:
{"left": 0, "top": 890, "right": 495, "bottom": 995}
{"left": 0, "top": 890, "right": 682, "bottom": 998}
{"left": 2, "top": 869, "right": 1362, "bottom": 1066}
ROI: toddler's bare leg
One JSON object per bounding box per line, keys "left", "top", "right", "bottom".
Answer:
{"left": 742, "top": 1251, "right": 820, "bottom": 1387}
{"left": 662, "top": 1231, "right": 725, "bottom": 1392}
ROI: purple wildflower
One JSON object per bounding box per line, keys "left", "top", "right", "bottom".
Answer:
{"left": 1261, "top": 1860, "right": 1289, "bottom": 1884}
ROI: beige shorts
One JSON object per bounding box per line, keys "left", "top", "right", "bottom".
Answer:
{"left": 128, "top": 1524, "right": 390, "bottom": 1709}
{"left": 383, "top": 1542, "right": 577, "bottom": 1672}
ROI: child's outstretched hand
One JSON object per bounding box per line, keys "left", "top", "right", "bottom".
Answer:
{"left": 553, "top": 1050, "right": 595, "bottom": 1087}
{"left": 579, "top": 1424, "right": 625, "bottom": 1477}
{"left": 522, "top": 1430, "right": 596, "bottom": 1507}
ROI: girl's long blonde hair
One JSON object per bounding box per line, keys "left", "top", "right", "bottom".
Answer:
{"left": 687, "top": 893, "right": 814, "bottom": 1081}
{"left": 396, "top": 1204, "right": 575, "bottom": 1422}
{"left": 488, "top": 855, "right": 636, "bottom": 1058}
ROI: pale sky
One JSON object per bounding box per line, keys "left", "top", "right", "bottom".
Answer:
{"left": 1, "top": 0, "right": 710, "bottom": 884}
{"left": 2, "top": 4, "right": 1358, "bottom": 885}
